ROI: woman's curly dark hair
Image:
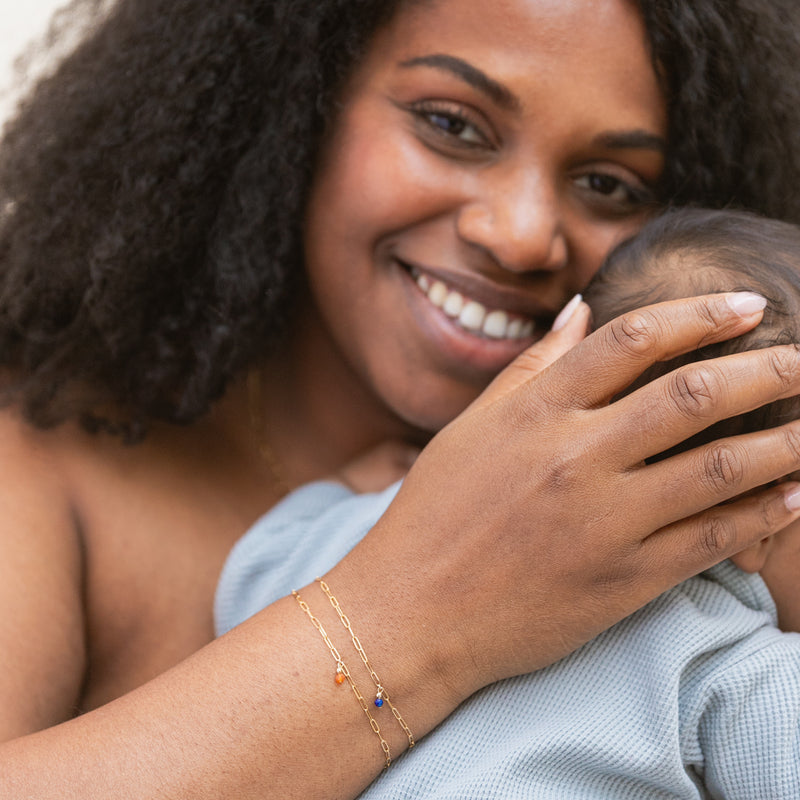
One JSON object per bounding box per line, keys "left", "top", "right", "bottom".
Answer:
{"left": 0, "top": 0, "right": 799, "bottom": 439}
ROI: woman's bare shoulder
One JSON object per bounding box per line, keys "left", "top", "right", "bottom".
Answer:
{"left": 0, "top": 410, "right": 86, "bottom": 741}
{"left": 0, "top": 407, "right": 80, "bottom": 523}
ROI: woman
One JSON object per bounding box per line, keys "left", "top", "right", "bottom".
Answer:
{"left": 1, "top": 0, "right": 800, "bottom": 796}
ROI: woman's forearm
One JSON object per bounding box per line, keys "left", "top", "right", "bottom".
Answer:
{"left": 0, "top": 587, "right": 448, "bottom": 800}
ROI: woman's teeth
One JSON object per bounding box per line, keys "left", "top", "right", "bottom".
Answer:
{"left": 415, "top": 272, "right": 535, "bottom": 340}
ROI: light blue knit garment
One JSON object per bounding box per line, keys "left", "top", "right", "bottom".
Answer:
{"left": 215, "top": 481, "right": 800, "bottom": 799}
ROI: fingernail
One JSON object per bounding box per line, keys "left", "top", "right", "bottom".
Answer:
{"left": 726, "top": 292, "right": 767, "bottom": 316}
{"left": 552, "top": 294, "right": 583, "bottom": 331}
{"left": 785, "top": 484, "right": 800, "bottom": 512}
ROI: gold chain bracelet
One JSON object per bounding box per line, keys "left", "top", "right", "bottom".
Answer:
{"left": 316, "top": 578, "right": 415, "bottom": 749}
{"left": 292, "top": 589, "right": 392, "bottom": 768}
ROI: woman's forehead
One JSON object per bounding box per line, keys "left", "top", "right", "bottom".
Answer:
{"left": 358, "top": 0, "right": 665, "bottom": 132}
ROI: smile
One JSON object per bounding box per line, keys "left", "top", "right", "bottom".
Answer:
{"left": 411, "top": 269, "right": 535, "bottom": 341}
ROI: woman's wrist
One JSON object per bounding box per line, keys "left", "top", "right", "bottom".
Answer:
{"left": 317, "top": 539, "right": 476, "bottom": 749}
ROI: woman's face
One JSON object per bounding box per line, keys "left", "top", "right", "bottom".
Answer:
{"left": 303, "top": 0, "right": 666, "bottom": 433}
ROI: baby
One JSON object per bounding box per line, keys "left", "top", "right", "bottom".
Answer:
{"left": 215, "top": 207, "right": 800, "bottom": 798}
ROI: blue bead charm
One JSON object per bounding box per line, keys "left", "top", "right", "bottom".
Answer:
{"left": 374, "top": 696, "right": 384, "bottom": 708}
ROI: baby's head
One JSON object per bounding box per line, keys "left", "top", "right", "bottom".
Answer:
{"left": 587, "top": 207, "right": 800, "bottom": 429}
{"left": 585, "top": 207, "right": 800, "bottom": 630}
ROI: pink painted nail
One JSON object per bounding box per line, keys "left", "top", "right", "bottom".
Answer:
{"left": 726, "top": 292, "right": 767, "bottom": 316}
{"left": 784, "top": 484, "right": 800, "bottom": 512}
{"left": 552, "top": 294, "right": 583, "bottom": 331}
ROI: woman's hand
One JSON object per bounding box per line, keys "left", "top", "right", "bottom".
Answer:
{"left": 329, "top": 291, "right": 800, "bottom": 712}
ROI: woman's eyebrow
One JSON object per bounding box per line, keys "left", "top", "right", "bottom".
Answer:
{"left": 593, "top": 130, "right": 666, "bottom": 153}
{"left": 399, "top": 54, "right": 520, "bottom": 111}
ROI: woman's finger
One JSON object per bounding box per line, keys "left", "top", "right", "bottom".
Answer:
{"left": 469, "top": 295, "right": 590, "bottom": 413}
{"left": 628, "top": 419, "right": 800, "bottom": 533}
{"left": 602, "top": 343, "right": 800, "bottom": 464}
{"left": 540, "top": 291, "right": 768, "bottom": 410}
{"left": 641, "top": 480, "right": 800, "bottom": 595}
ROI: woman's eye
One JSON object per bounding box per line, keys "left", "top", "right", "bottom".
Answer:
{"left": 574, "top": 172, "right": 653, "bottom": 211}
{"left": 410, "top": 102, "right": 492, "bottom": 149}
{"left": 580, "top": 174, "right": 630, "bottom": 201}
{"left": 426, "top": 112, "right": 484, "bottom": 144}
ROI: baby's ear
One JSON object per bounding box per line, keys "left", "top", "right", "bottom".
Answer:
{"left": 730, "top": 536, "right": 775, "bottom": 573}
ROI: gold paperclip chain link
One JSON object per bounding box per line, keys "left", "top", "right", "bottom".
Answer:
{"left": 292, "top": 590, "right": 392, "bottom": 767}
{"left": 317, "top": 578, "right": 415, "bottom": 749}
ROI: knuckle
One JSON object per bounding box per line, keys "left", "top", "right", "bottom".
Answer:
{"left": 765, "top": 347, "right": 800, "bottom": 390}
{"left": 667, "top": 365, "right": 718, "bottom": 420}
{"left": 701, "top": 443, "right": 746, "bottom": 493}
{"left": 780, "top": 423, "right": 800, "bottom": 464}
{"left": 757, "top": 493, "right": 784, "bottom": 533}
{"left": 515, "top": 349, "right": 551, "bottom": 375}
{"left": 605, "top": 310, "right": 659, "bottom": 359}
{"left": 696, "top": 513, "right": 737, "bottom": 559}
{"left": 507, "top": 386, "right": 569, "bottom": 428}
{"left": 694, "top": 299, "right": 728, "bottom": 343}
{"left": 590, "top": 556, "right": 640, "bottom": 593}
{"left": 540, "top": 450, "right": 584, "bottom": 494}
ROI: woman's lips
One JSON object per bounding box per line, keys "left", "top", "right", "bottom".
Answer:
{"left": 392, "top": 256, "right": 562, "bottom": 376}
{"left": 405, "top": 262, "right": 544, "bottom": 341}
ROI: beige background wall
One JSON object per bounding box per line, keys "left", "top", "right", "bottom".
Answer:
{"left": 0, "top": 1, "right": 76, "bottom": 124}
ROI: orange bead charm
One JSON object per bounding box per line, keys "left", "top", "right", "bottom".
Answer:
{"left": 335, "top": 664, "right": 346, "bottom": 685}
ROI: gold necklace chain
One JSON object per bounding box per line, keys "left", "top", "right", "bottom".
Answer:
{"left": 246, "top": 368, "right": 290, "bottom": 497}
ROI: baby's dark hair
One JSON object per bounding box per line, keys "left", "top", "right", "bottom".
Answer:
{"left": 0, "top": 0, "right": 800, "bottom": 438}
{"left": 585, "top": 207, "right": 800, "bottom": 452}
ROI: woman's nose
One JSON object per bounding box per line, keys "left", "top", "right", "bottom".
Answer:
{"left": 456, "top": 170, "right": 568, "bottom": 273}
